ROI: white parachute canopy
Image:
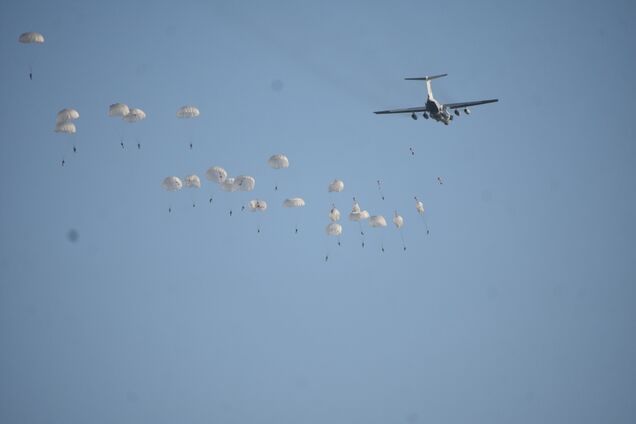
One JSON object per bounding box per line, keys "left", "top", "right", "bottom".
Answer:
{"left": 393, "top": 212, "right": 404, "bottom": 229}
{"left": 326, "top": 223, "right": 343, "bottom": 236}
{"left": 233, "top": 175, "right": 256, "bottom": 192}
{"left": 248, "top": 199, "right": 268, "bottom": 212}
{"left": 123, "top": 108, "right": 146, "bottom": 123}
{"left": 56, "top": 108, "right": 80, "bottom": 124}
{"left": 349, "top": 201, "right": 369, "bottom": 221}
{"left": 368, "top": 215, "right": 387, "bottom": 228}
{"left": 54, "top": 122, "right": 76, "bottom": 134}
{"left": 268, "top": 154, "right": 289, "bottom": 169}
{"left": 328, "top": 179, "right": 344, "bottom": 192}
{"left": 415, "top": 198, "right": 425, "bottom": 214}
{"left": 184, "top": 174, "right": 201, "bottom": 189}
{"left": 176, "top": 105, "right": 200, "bottom": 119}
{"left": 220, "top": 177, "right": 237, "bottom": 192}
{"left": 329, "top": 206, "right": 341, "bottom": 222}
{"left": 109, "top": 103, "right": 130, "bottom": 117}
{"left": 162, "top": 176, "right": 183, "bottom": 192}
{"left": 283, "top": 197, "right": 305, "bottom": 208}
{"left": 206, "top": 166, "right": 228, "bottom": 184}
{"left": 19, "top": 32, "right": 45, "bottom": 44}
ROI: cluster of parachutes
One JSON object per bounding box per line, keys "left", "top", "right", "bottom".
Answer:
{"left": 21, "top": 30, "right": 435, "bottom": 260}
{"left": 54, "top": 108, "right": 80, "bottom": 165}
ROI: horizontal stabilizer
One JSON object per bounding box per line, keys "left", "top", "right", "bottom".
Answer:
{"left": 404, "top": 73, "right": 448, "bottom": 81}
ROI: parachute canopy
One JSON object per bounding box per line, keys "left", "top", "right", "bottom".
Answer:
{"left": 349, "top": 210, "right": 369, "bottom": 221}
{"left": 184, "top": 174, "right": 201, "bottom": 189}
{"left": 109, "top": 103, "right": 130, "bottom": 117}
{"left": 328, "top": 179, "right": 344, "bottom": 192}
{"left": 206, "top": 166, "right": 227, "bottom": 183}
{"left": 283, "top": 197, "right": 305, "bottom": 208}
{"left": 176, "top": 105, "right": 200, "bottom": 119}
{"left": 268, "top": 154, "right": 289, "bottom": 169}
{"left": 393, "top": 212, "right": 404, "bottom": 229}
{"left": 54, "top": 122, "right": 76, "bottom": 134}
{"left": 248, "top": 199, "right": 268, "bottom": 212}
{"left": 329, "top": 206, "right": 341, "bottom": 222}
{"left": 19, "top": 32, "right": 44, "bottom": 44}
{"left": 220, "top": 177, "right": 237, "bottom": 192}
{"left": 368, "top": 215, "right": 387, "bottom": 228}
{"left": 233, "top": 175, "right": 256, "bottom": 192}
{"left": 415, "top": 199, "right": 425, "bottom": 214}
{"left": 56, "top": 108, "right": 80, "bottom": 124}
{"left": 326, "top": 223, "right": 343, "bottom": 236}
{"left": 162, "top": 176, "right": 183, "bottom": 192}
{"left": 349, "top": 201, "right": 368, "bottom": 221}
{"left": 123, "top": 108, "right": 146, "bottom": 123}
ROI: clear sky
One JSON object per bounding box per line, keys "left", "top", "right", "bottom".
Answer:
{"left": 1, "top": 1, "right": 635, "bottom": 423}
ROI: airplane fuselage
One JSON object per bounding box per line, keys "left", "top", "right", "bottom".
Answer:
{"left": 426, "top": 98, "right": 452, "bottom": 125}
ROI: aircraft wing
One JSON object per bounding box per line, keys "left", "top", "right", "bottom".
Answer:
{"left": 374, "top": 106, "right": 428, "bottom": 114}
{"left": 444, "top": 99, "right": 499, "bottom": 109}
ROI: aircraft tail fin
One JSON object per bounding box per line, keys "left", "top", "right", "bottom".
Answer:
{"left": 405, "top": 74, "right": 447, "bottom": 100}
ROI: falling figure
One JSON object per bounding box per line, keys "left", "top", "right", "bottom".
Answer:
{"left": 274, "top": 185, "right": 278, "bottom": 191}
{"left": 409, "top": 147, "right": 415, "bottom": 156}
{"left": 209, "top": 197, "right": 213, "bottom": 204}
{"left": 73, "top": 146, "right": 77, "bottom": 153}
{"left": 137, "top": 143, "right": 141, "bottom": 150}
{"left": 229, "top": 210, "right": 232, "bottom": 216}
{"left": 325, "top": 255, "right": 329, "bottom": 262}
{"left": 120, "top": 141, "right": 125, "bottom": 149}
{"left": 168, "top": 207, "right": 171, "bottom": 213}
{"left": 192, "top": 202, "right": 196, "bottom": 208}
{"left": 189, "top": 143, "right": 193, "bottom": 150}
{"left": 437, "top": 176, "right": 443, "bottom": 185}
{"left": 295, "top": 228, "right": 299, "bottom": 234}
{"left": 29, "top": 72, "right": 32, "bottom": 80}
{"left": 61, "top": 159, "right": 65, "bottom": 167}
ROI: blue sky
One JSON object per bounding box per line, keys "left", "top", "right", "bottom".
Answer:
{"left": 1, "top": 1, "right": 635, "bottom": 423}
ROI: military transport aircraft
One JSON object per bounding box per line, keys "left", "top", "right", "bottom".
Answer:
{"left": 374, "top": 74, "right": 498, "bottom": 125}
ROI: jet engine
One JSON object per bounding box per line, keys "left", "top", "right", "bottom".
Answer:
{"left": 411, "top": 113, "right": 418, "bottom": 120}
{"left": 422, "top": 112, "right": 429, "bottom": 119}
{"left": 454, "top": 109, "right": 460, "bottom": 116}
{"left": 464, "top": 108, "right": 471, "bottom": 115}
